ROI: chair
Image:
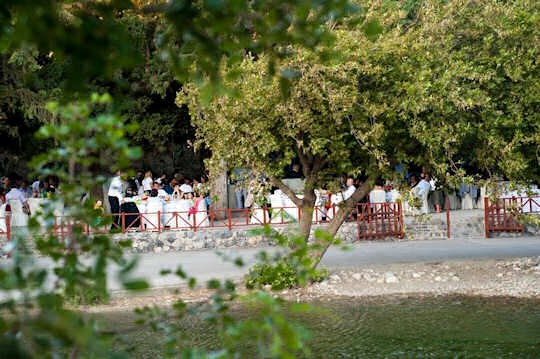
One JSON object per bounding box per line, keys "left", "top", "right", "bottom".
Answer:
{"left": 28, "top": 198, "right": 47, "bottom": 227}
{"left": 369, "top": 190, "right": 387, "bottom": 204}
{"left": 193, "top": 198, "right": 209, "bottom": 228}
{"left": 9, "top": 200, "right": 28, "bottom": 227}
{"left": 144, "top": 198, "right": 163, "bottom": 231}
{"left": 0, "top": 204, "right": 7, "bottom": 233}
{"left": 281, "top": 196, "right": 299, "bottom": 222}
{"left": 250, "top": 203, "right": 266, "bottom": 225}
{"left": 269, "top": 194, "right": 284, "bottom": 224}
{"left": 120, "top": 202, "right": 140, "bottom": 230}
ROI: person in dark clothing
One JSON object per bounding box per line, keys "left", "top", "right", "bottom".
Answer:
{"left": 120, "top": 188, "right": 140, "bottom": 230}
{"left": 287, "top": 164, "right": 302, "bottom": 179}
{"left": 162, "top": 178, "right": 174, "bottom": 195}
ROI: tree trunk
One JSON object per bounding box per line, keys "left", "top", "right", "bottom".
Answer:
{"left": 311, "top": 180, "right": 371, "bottom": 269}
{"left": 298, "top": 192, "right": 316, "bottom": 240}
{"left": 211, "top": 161, "right": 228, "bottom": 216}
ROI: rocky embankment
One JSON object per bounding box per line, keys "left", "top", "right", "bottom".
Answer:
{"left": 301, "top": 256, "right": 540, "bottom": 299}
{"left": 87, "top": 257, "right": 540, "bottom": 313}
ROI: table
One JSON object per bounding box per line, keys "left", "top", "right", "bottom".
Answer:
{"left": 163, "top": 200, "right": 192, "bottom": 228}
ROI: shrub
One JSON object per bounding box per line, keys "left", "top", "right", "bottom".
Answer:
{"left": 245, "top": 259, "right": 329, "bottom": 290}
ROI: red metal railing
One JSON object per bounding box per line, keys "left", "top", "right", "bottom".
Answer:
{"left": 355, "top": 202, "right": 404, "bottom": 240}
{"left": 47, "top": 203, "right": 403, "bottom": 240}
{"left": 484, "top": 196, "right": 540, "bottom": 237}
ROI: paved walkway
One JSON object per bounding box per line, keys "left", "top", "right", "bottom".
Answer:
{"left": 114, "top": 236, "right": 540, "bottom": 291}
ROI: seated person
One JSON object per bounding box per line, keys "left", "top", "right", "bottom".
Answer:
{"left": 120, "top": 189, "right": 141, "bottom": 229}
{"left": 163, "top": 179, "right": 175, "bottom": 195}
{"left": 172, "top": 184, "right": 183, "bottom": 199}
{"left": 369, "top": 179, "right": 387, "bottom": 203}
{"left": 153, "top": 182, "right": 170, "bottom": 199}
{"left": 180, "top": 179, "right": 193, "bottom": 194}
{"left": 286, "top": 164, "right": 302, "bottom": 179}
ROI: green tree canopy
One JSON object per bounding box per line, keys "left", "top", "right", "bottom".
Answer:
{"left": 179, "top": 0, "right": 539, "bottom": 260}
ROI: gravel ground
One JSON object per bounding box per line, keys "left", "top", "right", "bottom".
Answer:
{"left": 303, "top": 256, "right": 540, "bottom": 299}
{"left": 82, "top": 256, "right": 539, "bottom": 314}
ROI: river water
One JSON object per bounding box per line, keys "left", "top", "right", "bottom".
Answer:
{"left": 107, "top": 295, "right": 540, "bottom": 358}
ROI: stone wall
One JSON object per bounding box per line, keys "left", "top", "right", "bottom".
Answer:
{"left": 117, "top": 222, "right": 359, "bottom": 254}
{"left": 3, "top": 210, "right": 536, "bottom": 257}
{"left": 116, "top": 210, "right": 537, "bottom": 254}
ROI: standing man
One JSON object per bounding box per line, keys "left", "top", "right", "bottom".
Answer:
{"left": 108, "top": 170, "right": 124, "bottom": 229}
{"left": 417, "top": 174, "right": 431, "bottom": 214}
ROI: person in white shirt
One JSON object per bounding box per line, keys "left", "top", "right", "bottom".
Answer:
{"left": 369, "top": 179, "right": 387, "bottom": 203}
{"left": 108, "top": 171, "right": 124, "bottom": 228}
{"left": 142, "top": 171, "right": 153, "bottom": 194}
{"left": 32, "top": 179, "right": 41, "bottom": 194}
{"left": 180, "top": 179, "right": 194, "bottom": 194}
{"left": 417, "top": 175, "right": 431, "bottom": 197}
{"left": 153, "top": 182, "right": 169, "bottom": 199}
{"left": 20, "top": 181, "right": 33, "bottom": 199}
{"left": 343, "top": 177, "right": 356, "bottom": 201}
{"left": 416, "top": 174, "right": 432, "bottom": 214}
{"left": 6, "top": 183, "right": 27, "bottom": 205}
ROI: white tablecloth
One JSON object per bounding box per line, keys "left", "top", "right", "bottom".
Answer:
{"left": 163, "top": 200, "right": 192, "bottom": 228}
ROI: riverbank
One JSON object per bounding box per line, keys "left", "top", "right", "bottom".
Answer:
{"left": 83, "top": 256, "right": 539, "bottom": 314}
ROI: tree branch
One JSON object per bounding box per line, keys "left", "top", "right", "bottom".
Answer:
{"left": 269, "top": 176, "right": 303, "bottom": 207}
{"left": 296, "top": 144, "right": 311, "bottom": 178}
{"left": 311, "top": 178, "right": 373, "bottom": 269}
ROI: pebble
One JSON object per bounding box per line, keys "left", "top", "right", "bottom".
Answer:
{"left": 384, "top": 272, "right": 399, "bottom": 284}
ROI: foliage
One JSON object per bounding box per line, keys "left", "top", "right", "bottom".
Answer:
{"left": 179, "top": 0, "right": 539, "bottom": 251}
{"left": 0, "top": 95, "right": 146, "bottom": 358}
{"left": 0, "top": 95, "right": 338, "bottom": 358}
{"left": 246, "top": 261, "right": 329, "bottom": 290}
{"left": 245, "top": 227, "right": 333, "bottom": 290}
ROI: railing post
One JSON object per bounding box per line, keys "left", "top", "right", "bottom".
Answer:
{"left": 446, "top": 198, "right": 450, "bottom": 238}
{"left": 397, "top": 201, "right": 404, "bottom": 239}
{"left": 227, "top": 208, "right": 232, "bottom": 230}
{"left": 192, "top": 211, "right": 197, "bottom": 232}
{"left": 484, "top": 197, "right": 489, "bottom": 238}
{"left": 298, "top": 206, "right": 301, "bottom": 222}
{"left": 263, "top": 206, "right": 267, "bottom": 225}
{"left": 157, "top": 211, "right": 161, "bottom": 233}
{"left": 6, "top": 216, "right": 11, "bottom": 258}
{"left": 121, "top": 212, "right": 126, "bottom": 233}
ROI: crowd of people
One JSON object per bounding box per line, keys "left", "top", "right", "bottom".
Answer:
{"left": 0, "top": 174, "right": 60, "bottom": 214}
{"left": 106, "top": 171, "right": 210, "bottom": 227}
